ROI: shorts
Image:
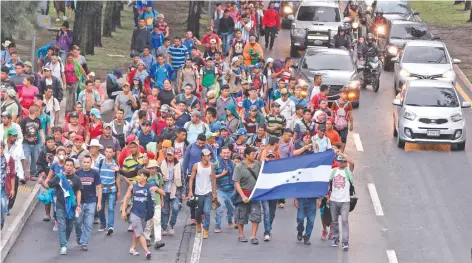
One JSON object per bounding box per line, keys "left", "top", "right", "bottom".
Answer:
{"left": 235, "top": 201, "right": 262, "bottom": 225}
{"left": 129, "top": 213, "right": 146, "bottom": 237}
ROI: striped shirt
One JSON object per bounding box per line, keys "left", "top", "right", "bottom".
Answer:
{"left": 265, "top": 114, "right": 286, "bottom": 137}
{"left": 95, "top": 159, "right": 118, "bottom": 193}
{"left": 123, "top": 153, "right": 145, "bottom": 172}
{"left": 234, "top": 21, "right": 253, "bottom": 42}
{"left": 168, "top": 44, "right": 189, "bottom": 70}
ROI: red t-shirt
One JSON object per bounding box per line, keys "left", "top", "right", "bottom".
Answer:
{"left": 66, "top": 112, "right": 90, "bottom": 127}
{"left": 311, "top": 93, "right": 327, "bottom": 110}
{"left": 331, "top": 100, "right": 353, "bottom": 118}
{"left": 151, "top": 118, "right": 167, "bottom": 135}
{"left": 88, "top": 120, "right": 103, "bottom": 141}
{"left": 19, "top": 86, "right": 39, "bottom": 111}
{"left": 201, "top": 33, "right": 220, "bottom": 48}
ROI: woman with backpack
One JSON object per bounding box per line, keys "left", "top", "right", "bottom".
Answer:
{"left": 331, "top": 89, "right": 354, "bottom": 144}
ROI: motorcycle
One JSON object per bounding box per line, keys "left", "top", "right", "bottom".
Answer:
{"left": 342, "top": 17, "right": 361, "bottom": 41}
{"left": 273, "top": 1, "right": 297, "bottom": 29}
{"left": 358, "top": 56, "right": 381, "bottom": 92}
{"left": 373, "top": 22, "right": 387, "bottom": 50}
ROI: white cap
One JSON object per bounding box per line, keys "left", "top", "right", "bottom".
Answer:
{"left": 231, "top": 56, "right": 240, "bottom": 64}
{"left": 267, "top": 58, "right": 274, "bottom": 63}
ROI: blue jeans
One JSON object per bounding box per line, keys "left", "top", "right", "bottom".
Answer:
{"left": 262, "top": 200, "right": 278, "bottom": 236}
{"left": 337, "top": 127, "right": 349, "bottom": 144}
{"left": 56, "top": 208, "right": 74, "bottom": 248}
{"left": 23, "top": 143, "right": 41, "bottom": 177}
{"left": 215, "top": 189, "right": 234, "bottom": 229}
{"left": 221, "top": 32, "right": 234, "bottom": 55}
{"left": 161, "top": 194, "right": 181, "bottom": 230}
{"left": 195, "top": 193, "right": 212, "bottom": 230}
{"left": 99, "top": 192, "right": 116, "bottom": 228}
{"left": 1, "top": 189, "right": 7, "bottom": 228}
{"left": 296, "top": 198, "right": 318, "bottom": 239}
{"left": 75, "top": 202, "right": 96, "bottom": 245}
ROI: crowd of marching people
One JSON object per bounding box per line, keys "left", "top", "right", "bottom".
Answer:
{"left": 0, "top": 0, "right": 356, "bottom": 259}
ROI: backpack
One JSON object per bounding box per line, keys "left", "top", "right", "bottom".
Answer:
{"left": 251, "top": 73, "right": 262, "bottom": 91}
{"left": 273, "top": 59, "right": 285, "bottom": 73}
{"left": 137, "top": 130, "right": 156, "bottom": 142}
{"left": 334, "top": 100, "right": 350, "bottom": 131}
{"left": 184, "top": 121, "right": 207, "bottom": 134}
{"left": 178, "top": 93, "right": 199, "bottom": 109}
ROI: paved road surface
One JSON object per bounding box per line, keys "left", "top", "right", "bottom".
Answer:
{"left": 6, "top": 28, "right": 472, "bottom": 263}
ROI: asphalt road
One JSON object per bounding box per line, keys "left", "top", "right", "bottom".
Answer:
{"left": 6, "top": 28, "right": 472, "bottom": 263}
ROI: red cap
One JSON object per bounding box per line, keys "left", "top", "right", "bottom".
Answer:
{"left": 126, "top": 134, "right": 138, "bottom": 144}
{"left": 146, "top": 150, "right": 156, "bottom": 160}
{"left": 73, "top": 135, "right": 84, "bottom": 142}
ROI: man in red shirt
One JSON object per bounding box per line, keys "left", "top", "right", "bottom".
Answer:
{"left": 151, "top": 104, "right": 169, "bottom": 135}
{"left": 311, "top": 85, "right": 330, "bottom": 111}
{"left": 118, "top": 134, "right": 146, "bottom": 167}
{"left": 262, "top": 2, "right": 280, "bottom": 51}
{"left": 201, "top": 26, "right": 221, "bottom": 50}
{"left": 86, "top": 108, "right": 103, "bottom": 144}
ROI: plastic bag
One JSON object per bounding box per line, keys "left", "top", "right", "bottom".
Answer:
{"left": 37, "top": 186, "right": 53, "bottom": 204}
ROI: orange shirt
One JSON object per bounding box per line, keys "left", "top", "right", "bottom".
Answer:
{"left": 325, "top": 129, "right": 341, "bottom": 144}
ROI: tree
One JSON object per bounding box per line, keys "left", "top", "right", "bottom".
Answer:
{"left": 103, "top": 1, "right": 116, "bottom": 37}
{"left": 73, "top": 1, "right": 102, "bottom": 55}
{"left": 112, "top": 1, "right": 124, "bottom": 29}
{"left": 465, "top": 0, "right": 471, "bottom": 11}
{"left": 1, "top": 1, "right": 38, "bottom": 40}
{"left": 469, "top": 6, "right": 472, "bottom": 22}
{"left": 94, "top": 2, "right": 103, "bottom": 47}
{"left": 187, "top": 1, "right": 205, "bottom": 38}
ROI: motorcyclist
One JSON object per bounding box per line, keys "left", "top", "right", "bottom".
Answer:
{"left": 332, "top": 26, "right": 352, "bottom": 50}
{"left": 357, "top": 33, "right": 381, "bottom": 61}
{"left": 371, "top": 9, "right": 388, "bottom": 35}
{"left": 346, "top": 1, "right": 359, "bottom": 18}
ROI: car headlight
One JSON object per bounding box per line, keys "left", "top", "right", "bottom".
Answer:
{"left": 347, "top": 80, "right": 359, "bottom": 89}
{"left": 442, "top": 70, "right": 454, "bottom": 79}
{"left": 347, "top": 91, "right": 357, "bottom": 99}
{"left": 403, "top": 111, "right": 417, "bottom": 121}
{"left": 292, "top": 29, "right": 306, "bottom": 37}
{"left": 377, "top": 26, "right": 385, "bottom": 35}
{"left": 399, "top": 69, "right": 411, "bottom": 77}
{"left": 451, "top": 113, "right": 463, "bottom": 122}
{"left": 352, "top": 22, "right": 359, "bottom": 29}
{"left": 283, "top": 6, "right": 293, "bottom": 14}
{"left": 388, "top": 46, "right": 398, "bottom": 55}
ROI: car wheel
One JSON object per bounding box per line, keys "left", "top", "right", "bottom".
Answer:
{"left": 397, "top": 134, "right": 405, "bottom": 149}
{"left": 281, "top": 20, "right": 291, "bottom": 29}
{"left": 393, "top": 123, "right": 398, "bottom": 137}
{"left": 352, "top": 99, "right": 360, "bottom": 109}
{"left": 290, "top": 45, "right": 299, "bottom": 58}
{"left": 452, "top": 141, "right": 466, "bottom": 151}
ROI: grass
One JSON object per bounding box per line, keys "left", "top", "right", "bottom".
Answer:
{"left": 410, "top": 1, "right": 472, "bottom": 27}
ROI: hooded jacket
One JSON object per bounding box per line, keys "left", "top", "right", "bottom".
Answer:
{"left": 39, "top": 75, "right": 64, "bottom": 102}
{"left": 220, "top": 103, "right": 242, "bottom": 134}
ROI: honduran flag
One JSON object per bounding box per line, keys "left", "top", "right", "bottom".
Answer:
{"left": 249, "top": 151, "right": 335, "bottom": 201}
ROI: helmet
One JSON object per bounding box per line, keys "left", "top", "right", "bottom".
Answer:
{"left": 366, "top": 33, "right": 374, "bottom": 43}
{"left": 376, "top": 8, "right": 384, "bottom": 16}
{"left": 338, "top": 25, "right": 347, "bottom": 34}
{"left": 351, "top": 1, "right": 358, "bottom": 9}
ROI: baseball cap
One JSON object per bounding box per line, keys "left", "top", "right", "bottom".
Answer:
{"left": 90, "top": 108, "right": 101, "bottom": 119}
{"left": 142, "top": 120, "right": 152, "bottom": 126}
{"left": 335, "top": 155, "right": 346, "bottom": 162}
{"left": 162, "top": 140, "right": 172, "bottom": 148}
{"left": 7, "top": 129, "right": 18, "bottom": 136}
{"left": 210, "top": 39, "right": 217, "bottom": 44}
{"left": 318, "top": 124, "right": 326, "bottom": 131}
{"left": 24, "top": 61, "right": 33, "bottom": 68}
{"left": 201, "top": 149, "right": 211, "bottom": 156}
{"left": 221, "top": 84, "right": 230, "bottom": 90}
{"left": 166, "top": 147, "right": 175, "bottom": 155}
{"left": 46, "top": 135, "right": 55, "bottom": 141}
{"left": 191, "top": 110, "right": 201, "bottom": 117}
{"left": 69, "top": 112, "right": 79, "bottom": 118}
{"left": 64, "top": 140, "right": 73, "bottom": 147}
{"left": 42, "top": 65, "right": 51, "bottom": 71}
{"left": 160, "top": 104, "right": 170, "bottom": 112}
{"left": 113, "top": 69, "right": 123, "bottom": 78}
{"left": 231, "top": 56, "right": 240, "bottom": 64}
{"left": 249, "top": 105, "right": 258, "bottom": 111}
{"left": 1, "top": 111, "right": 12, "bottom": 118}
{"left": 146, "top": 159, "right": 159, "bottom": 169}
{"left": 126, "top": 134, "right": 138, "bottom": 144}
{"left": 241, "top": 80, "right": 249, "bottom": 85}
{"left": 146, "top": 150, "right": 156, "bottom": 160}
{"left": 73, "top": 135, "right": 84, "bottom": 143}
{"left": 253, "top": 63, "right": 262, "bottom": 69}
{"left": 266, "top": 58, "right": 274, "bottom": 64}
{"left": 272, "top": 101, "right": 281, "bottom": 107}
{"left": 236, "top": 128, "right": 247, "bottom": 136}
{"left": 280, "top": 88, "right": 289, "bottom": 95}
{"left": 205, "top": 131, "right": 218, "bottom": 140}
{"left": 266, "top": 150, "right": 276, "bottom": 158}
{"left": 103, "top": 122, "right": 112, "bottom": 129}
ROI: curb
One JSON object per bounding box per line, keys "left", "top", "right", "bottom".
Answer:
{"left": 0, "top": 184, "right": 41, "bottom": 262}
{"left": 454, "top": 64, "right": 472, "bottom": 91}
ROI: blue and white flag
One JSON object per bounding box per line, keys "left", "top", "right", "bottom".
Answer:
{"left": 249, "top": 151, "right": 335, "bottom": 201}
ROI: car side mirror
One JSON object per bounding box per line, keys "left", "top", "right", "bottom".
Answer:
{"left": 288, "top": 15, "right": 295, "bottom": 21}
{"left": 452, "top": 59, "right": 461, "bottom": 64}
{"left": 392, "top": 98, "right": 402, "bottom": 106}
{"left": 391, "top": 57, "right": 398, "bottom": 63}
{"left": 432, "top": 36, "right": 440, "bottom": 40}
{"left": 462, "top": 101, "right": 471, "bottom": 108}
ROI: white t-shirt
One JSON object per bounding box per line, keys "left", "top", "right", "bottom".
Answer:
{"left": 174, "top": 141, "right": 185, "bottom": 162}
{"left": 44, "top": 97, "right": 60, "bottom": 127}
{"left": 195, "top": 162, "right": 212, "bottom": 195}
{"left": 274, "top": 98, "right": 296, "bottom": 128}
{"left": 47, "top": 61, "right": 64, "bottom": 82}
{"left": 310, "top": 85, "right": 320, "bottom": 102}
{"left": 330, "top": 168, "right": 351, "bottom": 203}
{"left": 4, "top": 142, "right": 26, "bottom": 180}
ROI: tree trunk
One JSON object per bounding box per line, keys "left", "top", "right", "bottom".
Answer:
{"left": 94, "top": 2, "right": 103, "bottom": 47}
{"left": 73, "top": 1, "right": 97, "bottom": 55}
{"left": 187, "top": 1, "right": 204, "bottom": 38}
{"left": 102, "top": 1, "right": 115, "bottom": 37}
{"left": 112, "top": 1, "right": 123, "bottom": 30}
{"left": 469, "top": 5, "right": 472, "bottom": 22}
{"left": 465, "top": 0, "right": 471, "bottom": 11}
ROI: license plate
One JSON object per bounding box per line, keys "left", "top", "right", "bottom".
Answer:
{"left": 427, "top": 130, "right": 440, "bottom": 137}
{"left": 307, "top": 35, "right": 329, "bottom": 40}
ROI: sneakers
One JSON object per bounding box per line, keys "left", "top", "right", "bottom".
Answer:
{"left": 53, "top": 221, "right": 59, "bottom": 232}
{"left": 190, "top": 219, "right": 196, "bottom": 225}
{"left": 238, "top": 236, "right": 248, "bottom": 242}
{"left": 278, "top": 203, "right": 284, "bottom": 208}
{"left": 297, "top": 231, "right": 303, "bottom": 241}
{"left": 264, "top": 234, "right": 270, "bottom": 241}
{"left": 60, "top": 246, "right": 67, "bottom": 255}
{"left": 202, "top": 229, "right": 209, "bottom": 239}
{"left": 332, "top": 240, "right": 339, "bottom": 247}
{"left": 168, "top": 227, "right": 175, "bottom": 236}
{"left": 328, "top": 232, "right": 334, "bottom": 240}
{"left": 303, "top": 236, "right": 311, "bottom": 245}
{"left": 107, "top": 227, "right": 114, "bottom": 236}
{"left": 162, "top": 228, "right": 168, "bottom": 236}
{"left": 128, "top": 224, "right": 133, "bottom": 232}
{"left": 227, "top": 222, "right": 234, "bottom": 229}
{"left": 154, "top": 241, "right": 165, "bottom": 249}
{"left": 98, "top": 225, "right": 106, "bottom": 232}
{"left": 321, "top": 230, "right": 327, "bottom": 241}
{"left": 76, "top": 237, "right": 81, "bottom": 245}
{"left": 214, "top": 228, "right": 222, "bottom": 233}
{"left": 145, "top": 251, "right": 152, "bottom": 260}
{"left": 129, "top": 247, "right": 139, "bottom": 256}
{"left": 342, "top": 242, "right": 349, "bottom": 251}
{"left": 196, "top": 223, "right": 202, "bottom": 233}
{"left": 250, "top": 238, "right": 259, "bottom": 245}
{"left": 81, "top": 245, "right": 88, "bottom": 251}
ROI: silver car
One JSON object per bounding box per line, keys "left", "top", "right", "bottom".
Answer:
{"left": 392, "top": 80, "right": 470, "bottom": 151}
{"left": 392, "top": 40, "right": 461, "bottom": 93}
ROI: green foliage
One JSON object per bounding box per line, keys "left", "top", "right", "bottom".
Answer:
{"left": 1, "top": 1, "right": 39, "bottom": 39}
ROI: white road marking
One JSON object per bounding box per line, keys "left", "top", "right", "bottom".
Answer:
{"left": 368, "top": 183, "right": 384, "bottom": 216}
{"left": 189, "top": 233, "right": 203, "bottom": 263}
{"left": 386, "top": 249, "right": 399, "bottom": 263}
{"left": 353, "top": 133, "right": 364, "bottom": 152}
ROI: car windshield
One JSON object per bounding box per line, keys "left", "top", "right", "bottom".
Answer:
{"left": 405, "top": 87, "right": 459, "bottom": 107}
{"left": 303, "top": 52, "right": 354, "bottom": 71}
{"left": 390, "top": 24, "right": 431, "bottom": 39}
{"left": 297, "top": 6, "right": 341, "bottom": 22}
{"left": 402, "top": 46, "right": 448, "bottom": 64}
{"left": 375, "top": 1, "right": 411, "bottom": 14}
